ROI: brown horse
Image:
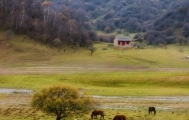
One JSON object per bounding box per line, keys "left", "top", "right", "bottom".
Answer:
{"left": 149, "top": 107, "right": 156, "bottom": 115}
{"left": 91, "top": 110, "right": 104, "bottom": 119}
{"left": 113, "top": 115, "right": 126, "bottom": 120}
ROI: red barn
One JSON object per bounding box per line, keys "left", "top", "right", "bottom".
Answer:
{"left": 114, "top": 36, "right": 132, "bottom": 47}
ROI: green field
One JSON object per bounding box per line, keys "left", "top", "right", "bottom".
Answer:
{"left": 0, "top": 72, "right": 189, "bottom": 96}
{"left": 1, "top": 32, "right": 189, "bottom": 68}
{"left": 1, "top": 33, "right": 189, "bottom": 120}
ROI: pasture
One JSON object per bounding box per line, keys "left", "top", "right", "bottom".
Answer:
{"left": 0, "top": 72, "right": 189, "bottom": 120}
{"left": 0, "top": 72, "right": 189, "bottom": 96}
{"left": 0, "top": 94, "right": 189, "bottom": 120}
{"left": 0, "top": 33, "right": 189, "bottom": 119}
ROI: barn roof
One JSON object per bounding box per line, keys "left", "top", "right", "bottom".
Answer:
{"left": 115, "top": 36, "right": 131, "bottom": 41}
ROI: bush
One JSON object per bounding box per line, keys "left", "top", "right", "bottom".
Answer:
{"left": 99, "top": 35, "right": 115, "bottom": 43}
{"left": 31, "top": 85, "right": 93, "bottom": 120}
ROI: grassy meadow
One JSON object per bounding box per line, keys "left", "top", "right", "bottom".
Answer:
{"left": 0, "top": 72, "right": 189, "bottom": 96}
{"left": 1, "top": 32, "right": 189, "bottom": 119}
{"left": 0, "top": 32, "right": 189, "bottom": 68}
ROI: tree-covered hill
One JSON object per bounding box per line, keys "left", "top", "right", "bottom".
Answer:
{"left": 51, "top": 0, "right": 178, "bottom": 33}
{"left": 0, "top": 0, "right": 189, "bottom": 47}
{"left": 0, "top": 0, "right": 97, "bottom": 48}
{"left": 145, "top": 0, "right": 189, "bottom": 45}
{"left": 49, "top": 0, "right": 189, "bottom": 45}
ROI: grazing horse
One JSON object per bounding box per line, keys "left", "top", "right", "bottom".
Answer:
{"left": 113, "top": 115, "right": 126, "bottom": 120}
{"left": 149, "top": 107, "right": 156, "bottom": 115}
{"left": 91, "top": 110, "right": 104, "bottom": 119}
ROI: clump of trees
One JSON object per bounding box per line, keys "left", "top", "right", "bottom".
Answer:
{"left": 31, "top": 85, "right": 93, "bottom": 120}
{"left": 143, "top": 30, "right": 176, "bottom": 45}
{"left": 50, "top": 0, "right": 179, "bottom": 34}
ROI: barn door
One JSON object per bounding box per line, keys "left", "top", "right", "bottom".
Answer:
{"left": 122, "top": 41, "right": 125, "bottom": 46}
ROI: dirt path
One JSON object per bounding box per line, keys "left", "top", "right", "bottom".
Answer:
{"left": 92, "top": 96, "right": 189, "bottom": 111}
{"left": 1, "top": 65, "right": 189, "bottom": 74}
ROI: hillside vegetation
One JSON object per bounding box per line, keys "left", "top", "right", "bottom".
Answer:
{"left": 0, "top": 0, "right": 189, "bottom": 48}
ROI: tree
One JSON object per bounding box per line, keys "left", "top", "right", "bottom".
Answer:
{"left": 104, "top": 26, "right": 111, "bottom": 33}
{"left": 182, "top": 23, "right": 189, "bottom": 38}
{"left": 31, "top": 85, "right": 93, "bottom": 120}
{"left": 134, "top": 33, "right": 144, "bottom": 48}
{"left": 53, "top": 38, "right": 62, "bottom": 47}
{"left": 42, "top": 0, "right": 52, "bottom": 22}
{"left": 88, "top": 45, "right": 97, "bottom": 56}
{"left": 134, "top": 33, "right": 143, "bottom": 43}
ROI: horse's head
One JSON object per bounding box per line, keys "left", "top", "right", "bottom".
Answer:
{"left": 101, "top": 111, "right": 105, "bottom": 116}
{"left": 91, "top": 110, "right": 95, "bottom": 118}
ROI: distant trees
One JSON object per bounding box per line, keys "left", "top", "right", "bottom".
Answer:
{"left": 144, "top": 30, "right": 176, "bottom": 45}
{"left": 1, "top": 0, "right": 189, "bottom": 46}
{"left": 123, "top": 18, "right": 141, "bottom": 33}
{"left": 134, "top": 33, "right": 144, "bottom": 47}
{"left": 99, "top": 35, "right": 115, "bottom": 43}
{"left": 31, "top": 85, "right": 93, "bottom": 120}
{"left": 153, "top": 1, "right": 189, "bottom": 31}
{"left": 182, "top": 24, "right": 189, "bottom": 38}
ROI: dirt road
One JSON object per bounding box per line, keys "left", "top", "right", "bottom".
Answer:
{"left": 1, "top": 65, "right": 189, "bottom": 74}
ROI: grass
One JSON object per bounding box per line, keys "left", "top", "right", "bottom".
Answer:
{"left": 0, "top": 71, "right": 189, "bottom": 96}
{"left": 1, "top": 107, "right": 189, "bottom": 120}
{"left": 1, "top": 33, "right": 189, "bottom": 119}
{"left": 1, "top": 32, "right": 189, "bottom": 68}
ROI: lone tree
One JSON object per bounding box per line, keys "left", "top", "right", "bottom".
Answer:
{"left": 88, "top": 45, "right": 97, "bottom": 56}
{"left": 31, "top": 85, "right": 93, "bottom": 120}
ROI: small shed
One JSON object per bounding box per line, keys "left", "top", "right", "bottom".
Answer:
{"left": 114, "top": 36, "right": 132, "bottom": 47}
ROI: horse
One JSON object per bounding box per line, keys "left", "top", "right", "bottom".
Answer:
{"left": 149, "top": 107, "right": 156, "bottom": 115}
{"left": 91, "top": 110, "right": 105, "bottom": 119}
{"left": 113, "top": 115, "right": 126, "bottom": 120}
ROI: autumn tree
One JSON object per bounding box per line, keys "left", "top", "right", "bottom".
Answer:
{"left": 31, "top": 85, "right": 93, "bottom": 120}
{"left": 42, "top": 0, "right": 52, "bottom": 22}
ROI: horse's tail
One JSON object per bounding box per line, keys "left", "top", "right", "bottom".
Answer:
{"left": 91, "top": 112, "right": 94, "bottom": 119}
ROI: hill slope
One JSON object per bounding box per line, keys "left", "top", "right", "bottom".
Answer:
{"left": 1, "top": 33, "right": 189, "bottom": 74}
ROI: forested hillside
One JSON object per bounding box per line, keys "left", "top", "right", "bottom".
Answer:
{"left": 51, "top": 0, "right": 177, "bottom": 33}
{"left": 0, "top": 0, "right": 97, "bottom": 48}
{"left": 0, "top": 0, "right": 189, "bottom": 47}
{"left": 51, "top": 0, "right": 189, "bottom": 45}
